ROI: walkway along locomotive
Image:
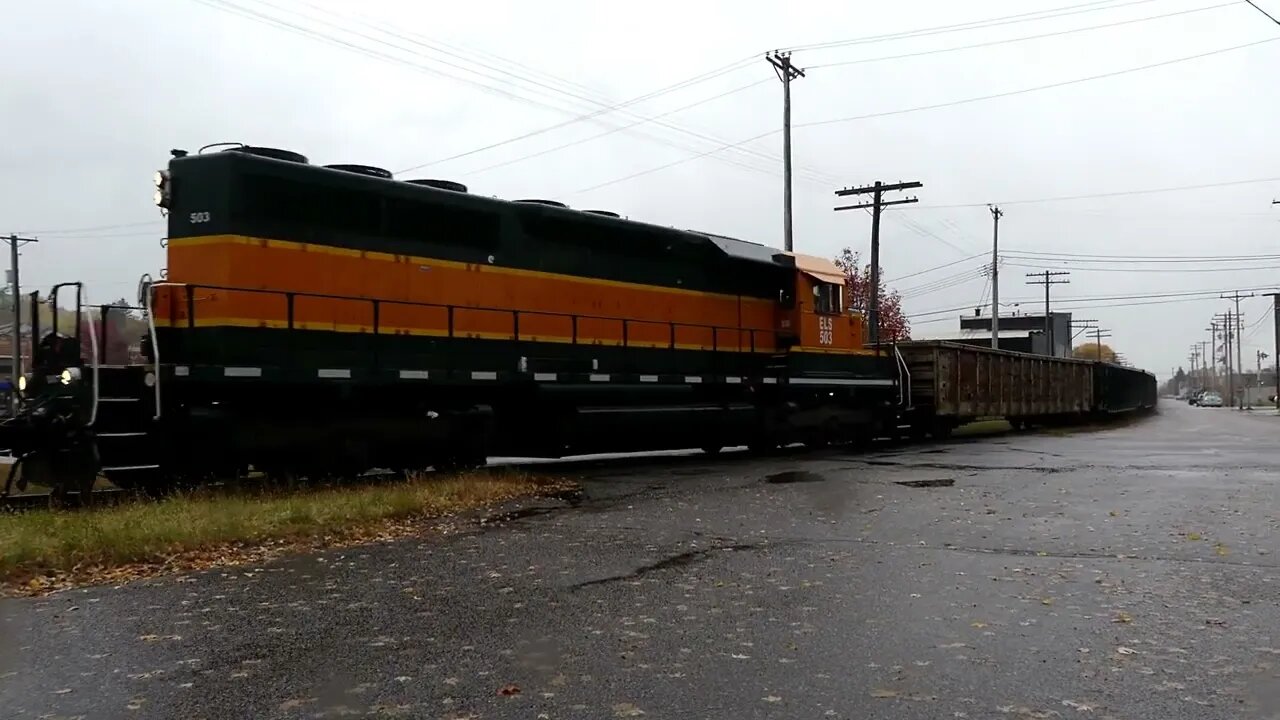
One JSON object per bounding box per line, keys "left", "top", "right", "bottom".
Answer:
{"left": 4, "top": 144, "right": 918, "bottom": 497}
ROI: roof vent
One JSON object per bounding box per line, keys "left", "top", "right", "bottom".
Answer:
{"left": 219, "top": 145, "right": 309, "bottom": 164}
{"left": 515, "top": 199, "right": 568, "bottom": 208}
{"left": 584, "top": 210, "right": 620, "bottom": 218}
{"left": 324, "top": 164, "right": 393, "bottom": 179}
{"left": 407, "top": 179, "right": 468, "bottom": 192}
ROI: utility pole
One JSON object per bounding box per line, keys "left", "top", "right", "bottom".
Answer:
{"left": 1025, "top": 270, "right": 1070, "bottom": 357}
{"left": 834, "top": 180, "right": 922, "bottom": 344}
{"left": 1222, "top": 291, "right": 1255, "bottom": 408}
{"left": 988, "top": 205, "right": 1003, "bottom": 350}
{"left": 1215, "top": 311, "right": 1235, "bottom": 406}
{"left": 1196, "top": 340, "right": 1210, "bottom": 390}
{"left": 1267, "top": 293, "right": 1280, "bottom": 413}
{"left": 5, "top": 234, "right": 36, "bottom": 392}
{"left": 768, "top": 51, "right": 805, "bottom": 253}
{"left": 1092, "top": 327, "right": 1112, "bottom": 361}
{"left": 1070, "top": 319, "right": 1098, "bottom": 341}
{"left": 1207, "top": 322, "right": 1220, "bottom": 392}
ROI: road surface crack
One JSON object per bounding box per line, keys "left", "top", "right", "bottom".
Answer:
{"left": 569, "top": 542, "right": 764, "bottom": 590}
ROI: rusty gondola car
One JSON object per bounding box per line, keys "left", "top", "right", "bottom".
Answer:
{"left": 0, "top": 144, "right": 1155, "bottom": 500}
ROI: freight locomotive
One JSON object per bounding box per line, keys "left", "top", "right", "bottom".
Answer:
{"left": 0, "top": 144, "right": 1155, "bottom": 500}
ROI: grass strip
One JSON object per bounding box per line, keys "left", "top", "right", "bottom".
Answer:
{"left": 1, "top": 470, "right": 573, "bottom": 592}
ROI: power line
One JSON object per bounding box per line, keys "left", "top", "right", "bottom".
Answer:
{"left": 782, "top": 0, "right": 1162, "bottom": 53}
{"left": 909, "top": 292, "right": 1251, "bottom": 322}
{"left": 883, "top": 253, "right": 987, "bottom": 283}
{"left": 570, "top": 37, "right": 1280, "bottom": 195}
{"left": 1245, "top": 0, "right": 1280, "bottom": 26}
{"left": 898, "top": 268, "right": 989, "bottom": 297}
{"left": 406, "top": 0, "right": 1173, "bottom": 172}
{"left": 17, "top": 220, "right": 161, "bottom": 235}
{"left": 884, "top": 213, "right": 973, "bottom": 255}
{"left": 195, "top": 0, "right": 802, "bottom": 183}
{"left": 192, "top": 0, "right": 597, "bottom": 118}
{"left": 456, "top": 79, "right": 771, "bottom": 178}
{"left": 906, "top": 284, "right": 1280, "bottom": 318}
{"left": 1003, "top": 261, "right": 1280, "bottom": 273}
{"left": 917, "top": 175, "right": 1280, "bottom": 209}
{"left": 807, "top": 2, "right": 1239, "bottom": 70}
{"left": 398, "top": 55, "right": 758, "bottom": 172}
{"left": 798, "top": 37, "right": 1280, "bottom": 130}
{"left": 1003, "top": 250, "right": 1280, "bottom": 262}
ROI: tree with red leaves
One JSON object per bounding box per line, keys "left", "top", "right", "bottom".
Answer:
{"left": 833, "top": 248, "right": 910, "bottom": 341}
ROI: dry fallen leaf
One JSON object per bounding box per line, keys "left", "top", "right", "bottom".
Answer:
{"left": 1187, "top": 532, "right": 1202, "bottom": 541}
{"left": 870, "top": 689, "right": 900, "bottom": 699}
{"left": 1113, "top": 612, "right": 1133, "bottom": 624}
{"left": 762, "top": 696, "right": 782, "bottom": 703}
{"left": 971, "top": 622, "right": 988, "bottom": 629}
{"left": 1117, "top": 647, "right": 1137, "bottom": 655}
{"left": 498, "top": 683, "right": 521, "bottom": 696}
{"left": 612, "top": 703, "right": 645, "bottom": 717}
{"left": 1041, "top": 597, "right": 1054, "bottom": 606}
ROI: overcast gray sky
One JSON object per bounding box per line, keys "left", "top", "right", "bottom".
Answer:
{"left": 2, "top": 0, "right": 1278, "bottom": 377}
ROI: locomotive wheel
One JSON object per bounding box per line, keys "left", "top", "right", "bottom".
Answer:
{"left": 846, "top": 424, "right": 874, "bottom": 451}
{"left": 106, "top": 468, "right": 172, "bottom": 498}
{"left": 436, "top": 452, "right": 487, "bottom": 474}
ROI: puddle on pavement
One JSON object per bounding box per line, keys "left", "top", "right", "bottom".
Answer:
{"left": 894, "top": 478, "right": 955, "bottom": 488}
{"left": 765, "top": 470, "right": 826, "bottom": 484}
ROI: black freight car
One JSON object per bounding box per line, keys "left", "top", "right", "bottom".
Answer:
{"left": 1091, "top": 362, "right": 1157, "bottom": 414}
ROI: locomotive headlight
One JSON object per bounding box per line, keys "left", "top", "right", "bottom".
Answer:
{"left": 59, "top": 367, "right": 82, "bottom": 385}
{"left": 153, "top": 169, "right": 171, "bottom": 209}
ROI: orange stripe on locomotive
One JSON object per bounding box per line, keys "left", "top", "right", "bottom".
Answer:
{"left": 159, "top": 235, "right": 780, "bottom": 352}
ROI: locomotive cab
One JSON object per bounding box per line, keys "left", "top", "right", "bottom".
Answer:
{"left": 775, "top": 253, "right": 866, "bottom": 352}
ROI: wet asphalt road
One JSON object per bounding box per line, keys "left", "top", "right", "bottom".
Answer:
{"left": 4, "top": 401, "right": 1280, "bottom": 719}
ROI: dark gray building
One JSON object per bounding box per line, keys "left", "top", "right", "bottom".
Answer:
{"left": 937, "top": 311, "right": 1074, "bottom": 358}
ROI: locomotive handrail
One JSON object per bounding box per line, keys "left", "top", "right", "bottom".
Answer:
{"left": 155, "top": 281, "right": 775, "bottom": 359}
{"left": 85, "top": 289, "right": 100, "bottom": 427}
{"left": 145, "top": 281, "right": 173, "bottom": 420}
{"left": 893, "top": 343, "right": 912, "bottom": 409}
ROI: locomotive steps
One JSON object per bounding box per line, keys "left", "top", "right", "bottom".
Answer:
{"left": 0, "top": 469, "right": 576, "bottom": 596}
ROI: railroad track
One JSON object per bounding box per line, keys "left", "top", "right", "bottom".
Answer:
{"left": 1, "top": 488, "right": 131, "bottom": 512}
{"left": 0, "top": 412, "right": 1151, "bottom": 513}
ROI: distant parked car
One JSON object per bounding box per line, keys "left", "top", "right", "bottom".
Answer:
{"left": 1199, "top": 392, "right": 1223, "bottom": 408}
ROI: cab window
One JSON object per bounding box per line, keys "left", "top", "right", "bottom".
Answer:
{"left": 813, "top": 282, "right": 843, "bottom": 314}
